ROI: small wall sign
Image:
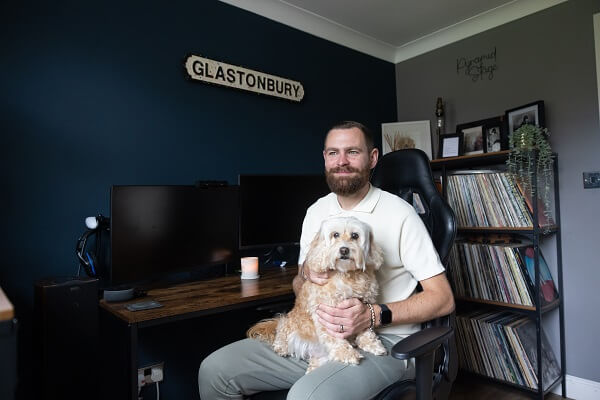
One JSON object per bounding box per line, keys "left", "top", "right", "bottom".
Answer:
{"left": 456, "top": 47, "right": 497, "bottom": 82}
{"left": 185, "top": 55, "right": 304, "bottom": 102}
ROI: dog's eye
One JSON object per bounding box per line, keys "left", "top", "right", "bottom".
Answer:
{"left": 351, "top": 232, "right": 359, "bottom": 240}
{"left": 333, "top": 232, "right": 340, "bottom": 239}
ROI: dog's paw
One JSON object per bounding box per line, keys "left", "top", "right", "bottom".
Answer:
{"left": 272, "top": 341, "right": 288, "bottom": 356}
{"left": 306, "top": 358, "right": 325, "bottom": 374}
{"left": 355, "top": 331, "right": 387, "bottom": 356}
{"left": 362, "top": 339, "right": 387, "bottom": 356}
{"left": 331, "top": 345, "right": 363, "bottom": 365}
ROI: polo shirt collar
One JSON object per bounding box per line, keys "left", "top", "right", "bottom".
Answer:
{"left": 328, "top": 183, "right": 381, "bottom": 215}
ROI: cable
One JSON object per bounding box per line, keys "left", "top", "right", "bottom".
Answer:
{"left": 156, "top": 382, "right": 160, "bottom": 400}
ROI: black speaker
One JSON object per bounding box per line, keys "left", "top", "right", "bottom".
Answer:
{"left": 34, "top": 277, "right": 99, "bottom": 400}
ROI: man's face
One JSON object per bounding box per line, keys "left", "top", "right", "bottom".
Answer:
{"left": 323, "top": 127, "right": 378, "bottom": 195}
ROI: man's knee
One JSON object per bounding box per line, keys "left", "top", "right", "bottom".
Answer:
{"left": 198, "top": 349, "right": 228, "bottom": 398}
{"left": 287, "top": 380, "right": 329, "bottom": 400}
{"left": 286, "top": 372, "right": 335, "bottom": 400}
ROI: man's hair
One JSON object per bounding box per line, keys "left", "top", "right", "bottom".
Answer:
{"left": 326, "top": 121, "right": 375, "bottom": 151}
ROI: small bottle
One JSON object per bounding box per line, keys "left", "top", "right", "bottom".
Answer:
{"left": 436, "top": 97, "right": 445, "bottom": 136}
{"left": 434, "top": 97, "right": 445, "bottom": 158}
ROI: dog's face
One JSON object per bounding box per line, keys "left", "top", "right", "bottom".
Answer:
{"left": 304, "top": 216, "right": 383, "bottom": 274}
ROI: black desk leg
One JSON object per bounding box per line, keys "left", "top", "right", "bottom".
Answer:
{"left": 128, "top": 323, "right": 138, "bottom": 400}
{"left": 99, "top": 310, "right": 139, "bottom": 400}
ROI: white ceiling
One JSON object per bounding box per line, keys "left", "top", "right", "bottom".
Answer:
{"left": 219, "top": 0, "right": 567, "bottom": 62}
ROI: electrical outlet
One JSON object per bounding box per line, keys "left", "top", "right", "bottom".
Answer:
{"left": 137, "top": 362, "right": 164, "bottom": 386}
{"left": 583, "top": 171, "right": 600, "bottom": 189}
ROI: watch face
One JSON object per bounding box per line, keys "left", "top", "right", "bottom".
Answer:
{"left": 380, "top": 304, "right": 392, "bottom": 325}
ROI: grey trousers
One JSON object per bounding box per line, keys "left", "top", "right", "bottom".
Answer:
{"left": 198, "top": 334, "right": 414, "bottom": 400}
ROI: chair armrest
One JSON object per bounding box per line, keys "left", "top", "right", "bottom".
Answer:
{"left": 390, "top": 326, "right": 453, "bottom": 360}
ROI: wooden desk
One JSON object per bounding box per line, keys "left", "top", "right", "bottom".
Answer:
{"left": 100, "top": 266, "right": 297, "bottom": 400}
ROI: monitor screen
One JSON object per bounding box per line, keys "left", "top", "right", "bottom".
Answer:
{"left": 110, "top": 185, "right": 240, "bottom": 286}
{"left": 239, "top": 175, "right": 330, "bottom": 249}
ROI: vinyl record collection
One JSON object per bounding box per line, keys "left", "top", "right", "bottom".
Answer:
{"left": 446, "top": 171, "right": 533, "bottom": 227}
{"left": 456, "top": 310, "right": 561, "bottom": 391}
{"left": 437, "top": 152, "right": 564, "bottom": 397}
{"left": 448, "top": 243, "right": 559, "bottom": 307}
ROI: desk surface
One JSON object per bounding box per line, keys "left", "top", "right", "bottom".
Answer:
{"left": 100, "top": 266, "right": 297, "bottom": 326}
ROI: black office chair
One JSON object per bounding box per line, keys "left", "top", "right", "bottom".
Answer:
{"left": 253, "top": 149, "right": 457, "bottom": 400}
{"left": 370, "top": 148, "right": 457, "bottom": 400}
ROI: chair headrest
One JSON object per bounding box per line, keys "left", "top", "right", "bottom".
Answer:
{"left": 371, "top": 149, "right": 456, "bottom": 263}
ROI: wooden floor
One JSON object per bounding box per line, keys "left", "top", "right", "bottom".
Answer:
{"left": 449, "top": 374, "right": 570, "bottom": 400}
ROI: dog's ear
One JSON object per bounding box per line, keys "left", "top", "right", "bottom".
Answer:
{"left": 366, "top": 230, "right": 384, "bottom": 270}
{"left": 303, "top": 228, "right": 331, "bottom": 273}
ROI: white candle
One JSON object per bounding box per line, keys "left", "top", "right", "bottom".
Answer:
{"left": 241, "top": 257, "right": 259, "bottom": 279}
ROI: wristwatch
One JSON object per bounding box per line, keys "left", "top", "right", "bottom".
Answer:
{"left": 379, "top": 303, "right": 392, "bottom": 326}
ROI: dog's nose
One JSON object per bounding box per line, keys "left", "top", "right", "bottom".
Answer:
{"left": 339, "top": 247, "right": 349, "bottom": 256}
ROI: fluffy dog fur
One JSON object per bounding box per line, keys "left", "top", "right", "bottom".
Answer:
{"left": 247, "top": 216, "right": 386, "bottom": 373}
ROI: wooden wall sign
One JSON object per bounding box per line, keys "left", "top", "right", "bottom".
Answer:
{"left": 185, "top": 55, "right": 304, "bottom": 102}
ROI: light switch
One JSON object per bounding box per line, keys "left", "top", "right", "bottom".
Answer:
{"left": 583, "top": 172, "right": 600, "bottom": 189}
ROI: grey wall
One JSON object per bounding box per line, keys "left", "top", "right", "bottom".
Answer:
{"left": 395, "top": 0, "right": 600, "bottom": 383}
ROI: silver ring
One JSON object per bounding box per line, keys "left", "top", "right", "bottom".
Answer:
{"left": 340, "top": 324, "right": 344, "bottom": 333}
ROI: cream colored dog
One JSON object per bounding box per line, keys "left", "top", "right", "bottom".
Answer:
{"left": 247, "top": 216, "right": 386, "bottom": 373}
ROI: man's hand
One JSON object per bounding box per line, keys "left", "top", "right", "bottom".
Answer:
{"left": 293, "top": 265, "right": 330, "bottom": 295}
{"left": 303, "top": 267, "right": 329, "bottom": 286}
{"left": 316, "top": 298, "right": 371, "bottom": 339}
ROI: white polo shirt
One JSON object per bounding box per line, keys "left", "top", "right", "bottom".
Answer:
{"left": 298, "top": 184, "right": 445, "bottom": 337}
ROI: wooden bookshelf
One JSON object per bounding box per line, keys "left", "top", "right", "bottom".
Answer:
{"left": 457, "top": 225, "right": 559, "bottom": 235}
{"left": 434, "top": 152, "right": 565, "bottom": 399}
{"left": 456, "top": 297, "right": 560, "bottom": 313}
{"left": 431, "top": 150, "right": 510, "bottom": 170}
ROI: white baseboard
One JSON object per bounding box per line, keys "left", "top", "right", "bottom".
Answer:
{"left": 553, "top": 375, "right": 600, "bottom": 399}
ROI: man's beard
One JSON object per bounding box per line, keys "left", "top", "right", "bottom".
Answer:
{"left": 325, "top": 166, "right": 371, "bottom": 195}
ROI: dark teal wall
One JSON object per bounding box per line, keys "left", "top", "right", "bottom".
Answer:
{"left": 0, "top": 1, "right": 396, "bottom": 398}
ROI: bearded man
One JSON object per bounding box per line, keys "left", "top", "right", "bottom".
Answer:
{"left": 199, "top": 121, "right": 454, "bottom": 400}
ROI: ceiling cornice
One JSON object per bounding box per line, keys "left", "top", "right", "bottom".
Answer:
{"left": 219, "top": 0, "right": 397, "bottom": 61}
{"left": 393, "top": 0, "right": 568, "bottom": 63}
{"left": 219, "top": 0, "right": 568, "bottom": 64}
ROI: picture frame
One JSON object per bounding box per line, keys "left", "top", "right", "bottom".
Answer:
{"left": 505, "top": 100, "right": 545, "bottom": 135}
{"left": 438, "top": 133, "right": 463, "bottom": 158}
{"left": 381, "top": 120, "right": 432, "bottom": 159}
{"left": 455, "top": 120, "right": 486, "bottom": 155}
{"left": 456, "top": 116, "right": 508, "bottom": 155}
{"left": 483, "top": 116, "right": 507, "bottom": 153}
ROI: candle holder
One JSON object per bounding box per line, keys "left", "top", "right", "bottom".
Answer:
{"left": 240, "top": 257, "right": 259, "bottom": 279}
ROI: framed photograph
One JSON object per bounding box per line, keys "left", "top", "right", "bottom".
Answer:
{"left": 381, "top": 120, "right": 432, "bottom": 159}
{"left": 505, "top": 100, "right": 545, "bottom": 135}
{"left": 456, "top": 116, "right": 508, "bottom": 155}
{"left": 483, "top": 116, "right": 507, "bottom": 153}
{"left": 456, "top": 120, "right": 486, "bottom": 155}
{"left": 438, "top": 133, "right": 463, "bottom": 158}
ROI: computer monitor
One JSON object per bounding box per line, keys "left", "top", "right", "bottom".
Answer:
{"left": 110, "top": 185, "right": 240, "bottom": 286}
{"left": 239, "top": 174, "right": 330, "bottom": 249}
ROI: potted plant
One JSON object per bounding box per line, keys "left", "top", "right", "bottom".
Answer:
{"left": 506, "top": 124, "right": 555, "bottom": 229}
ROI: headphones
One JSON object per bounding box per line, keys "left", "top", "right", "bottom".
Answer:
{"left": 76, "top": 215, "right": 109, "bottom": 277}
